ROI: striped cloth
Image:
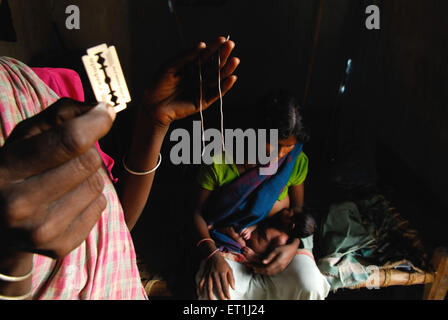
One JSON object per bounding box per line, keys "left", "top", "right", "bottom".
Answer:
{"left": 0, "top": 57, "right": 147, "bottom": 300}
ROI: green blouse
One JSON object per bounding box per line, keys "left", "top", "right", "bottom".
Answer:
{"left": 197, "top": 152, "right": 309, "bottom": 201}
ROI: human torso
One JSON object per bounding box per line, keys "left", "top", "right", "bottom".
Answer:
{"left": 235, "top": 164, "right": 290, "bottom": 218}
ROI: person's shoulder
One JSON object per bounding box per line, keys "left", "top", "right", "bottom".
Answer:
{"left": 212, "top": 151, "right": 235, "bottom": 164}
{"left": 206, "top": 152, "right": 235, "bottom": 171}
{"left": 298, "top": 150, "right": 309, "bottom": 162}
{"left": 197, "top": 152, "right": 236, "bottom": 189}
{"left": 294, "top": 150, "right": 309, "bottom": 169}
{"left": 289, "top": 150, "right": 309, "bottom": 185}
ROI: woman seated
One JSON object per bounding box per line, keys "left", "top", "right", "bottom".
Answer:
{"left": 191, "top": 91, "right": 331, "bottom": 300}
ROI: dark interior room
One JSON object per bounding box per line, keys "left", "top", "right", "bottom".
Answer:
{"left": 0, "top": 0, "right": 447, "bottom": 302}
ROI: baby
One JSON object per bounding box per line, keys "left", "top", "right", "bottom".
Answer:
{"left": 220, "top": 209, "right": 317, "bottom": 263}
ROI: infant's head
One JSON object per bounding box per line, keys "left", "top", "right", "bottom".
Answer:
{"left": 289, "top": 211, "right": 317, "bottom": 239}
{"left": 275, "top": 208, "right": 316, "bottom": 239}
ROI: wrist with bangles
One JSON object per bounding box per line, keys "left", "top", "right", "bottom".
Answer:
{"left": 206, "top": 249, "right": 221, "bottom": 261}
{"left": 0, "top": 266, "right": 33, "bottom": 300}
{"left": 196, "top": 238, "right": 221, "bottom": 261}
{"left": 122, "top": 153, "right": 162, "bottom": 176}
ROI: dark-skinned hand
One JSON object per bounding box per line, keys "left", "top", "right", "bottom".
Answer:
{"left": 198, "top": 252, "right": 235, "bottom": 300}
{"left": 0, "top": 99, "right": 115, "bottom": 260}
{"left": 250, "top": 241, "right": 300, "bottom": 276}
{"left": 143, "top": 36, "right": 240, "bottom": 128}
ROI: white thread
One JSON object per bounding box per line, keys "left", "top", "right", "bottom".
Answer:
{"left": 218, "top": 35, "right": 230, "bottom": 152}
{"left": 198, "top": 35, "right": 230, "bottom": 155}
{"left": 218, "top": 50, "right": 225, "bottom": 152}
{"left": 199, "top": 59, "right": 206, "bottom": 156}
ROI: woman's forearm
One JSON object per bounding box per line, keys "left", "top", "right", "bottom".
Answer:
{"left": 0, "top": 252, "right": 33, "bottom": 299}
{"left": 116, "top": 37, "right": 238, "bottom": 232}
{"left": 193, "top": 211, "right": 218, "bottom": 259}
{"left": 289, "top": 184, "right": 305, "bottom": 212}
{"left": 117, "top": 106, "right": 169, "bottom": 231}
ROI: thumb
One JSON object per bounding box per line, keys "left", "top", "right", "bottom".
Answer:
{"left": 262, "top": 250, "right": 279, "bottom": 265}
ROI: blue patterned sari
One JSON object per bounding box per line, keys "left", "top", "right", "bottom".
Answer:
{"left": 204, "top": 144, "right": 303, "bottom": 252}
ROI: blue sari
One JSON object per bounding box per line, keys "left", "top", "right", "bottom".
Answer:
{"left": 204, "top": 144, "right": 303, "bottom": 252}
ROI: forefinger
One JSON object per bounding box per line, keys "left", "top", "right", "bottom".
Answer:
{"left": 253, "top": 259, "right": 281, "bottom": 276}
{"left": 200, "top": 36, "right": 228, "bottom": 62}
{"left": 213, "top": 273, "right": 226, "bottom": 300}
{"left": 220, "top": 274, "right": 231, "bottom": 300}
{"left": 0, "top": 102, "right": 115, "bottom": 182}
{"left": 208, "top": 276, "right": 215, "bottom": 300}
{"left": 218, "top": 40, "right": 236, "bottom": 68}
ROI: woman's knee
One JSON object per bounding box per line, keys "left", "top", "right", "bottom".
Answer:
{"left": 296, "top": 273, "right": 330, "bottom": 300}
{"left": 288, "top": 255, "right": 331, "bottom": 300}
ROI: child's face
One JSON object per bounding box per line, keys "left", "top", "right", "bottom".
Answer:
{"left": 266, "top": 136, "right": 298, "bottom": 161}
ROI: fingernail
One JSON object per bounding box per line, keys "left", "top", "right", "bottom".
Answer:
{"left": 106, "top": 104, "right": 117, "bottom": 121}
{"left": 95, "top": 102, "right": 116, "bottom": 121}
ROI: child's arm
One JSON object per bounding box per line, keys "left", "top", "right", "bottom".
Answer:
{"left": 242, "top": 247, "right": 262, "bottom": 263}
{"left": 216, "top": 226, "right": 247, "bottom": 248}
{"left": 240, "top": 225, "right": 258, "bottom": 240}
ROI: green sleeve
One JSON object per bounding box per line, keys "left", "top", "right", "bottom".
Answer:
{"left": 289, "top": 152, "right": 309, "bottom": 186}
{"left": 196, "top": 163, "right": 219, "bottom": 191}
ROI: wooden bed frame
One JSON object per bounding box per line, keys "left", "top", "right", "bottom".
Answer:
{"left": 347, "top": 247, "right": 448, "bottom": 300}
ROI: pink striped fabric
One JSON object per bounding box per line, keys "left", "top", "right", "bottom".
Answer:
{"left": 0, "top": 57, "right": 147, "bottom": 300}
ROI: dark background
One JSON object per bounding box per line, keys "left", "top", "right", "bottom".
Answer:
{"left": 1, "top": 0, "right": 447, "bottom": 299}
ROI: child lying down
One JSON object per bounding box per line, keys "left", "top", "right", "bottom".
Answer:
{"left": 218, "top": 209, "right": 316, "bottom": 264}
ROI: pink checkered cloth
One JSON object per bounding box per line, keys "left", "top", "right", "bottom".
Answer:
{"left": 0, "top": 57, "right": 147, "bottom": 300}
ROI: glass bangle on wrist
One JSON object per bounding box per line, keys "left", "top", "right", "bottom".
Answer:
{"left": 122, "top": 153, "right": 162, "bottom": 176}
{"left": 0, "top": 267, "right": 33, "bottom": 300}
{"left": 206, "top": 249, "right": 220, "bottom": 261}
{"left": 196, "top": 238, "right": 215, "bottom": 248}
{"left": 0, "top": 267, "right": 33, "bottom": 283}
{"left": 0, "top": 291, "right": 32, "bottom": 301}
